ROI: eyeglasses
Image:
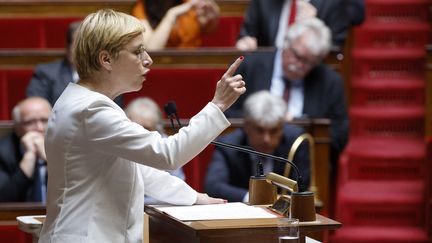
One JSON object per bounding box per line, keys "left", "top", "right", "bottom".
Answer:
{"left": 20, "top": 118, "right": 48, "bottom": 127}
{"left": 133, "top": 46, "right": 148, "bottom": 61}
{"left": 286, "top": 44, "right": 321, "bottom": 67}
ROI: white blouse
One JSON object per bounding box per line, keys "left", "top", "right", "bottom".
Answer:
{"left": 38, "top": 83, "right": 230, "bottom": 243}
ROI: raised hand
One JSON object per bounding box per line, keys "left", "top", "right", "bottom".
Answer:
{"left": 211, "top": 56, "right": 246, "bottom": 112}
{"left": 235, "top": 36, "right": 257, "bottom": 51}
{"left": 166, "top": 1, "right": 195, "bottom": 20}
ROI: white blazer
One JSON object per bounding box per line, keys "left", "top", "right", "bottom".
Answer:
{"left": 38, "top": 83, "right": 230, "bottom": 243}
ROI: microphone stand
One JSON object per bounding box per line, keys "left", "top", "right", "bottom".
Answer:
{"left": 164, "top": 101, "right": 316, "bottom": 221}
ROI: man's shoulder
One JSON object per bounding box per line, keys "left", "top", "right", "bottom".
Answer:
{"left": 0, "top": 132, "right": 19, "bottom": 157}
{"left": 217, "top": 128, "right": 246, "bottom": 147}
{"left": 34, "top": 58, "right": 68, "bottom": 72}
{"left": 310, "top": 64, "right": 343, "bottom": 82}
{"left": 283, "top": 123, "right": 305, "bottom": 136}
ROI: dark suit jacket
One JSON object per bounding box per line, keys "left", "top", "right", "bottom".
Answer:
{"left": 26, "top": 58, "right": 123, "bottom": 107}
{"left": 225, "top": 50, "right": 349, "bottom": 169}
{"left": 238, "top": 0, "right": 349, "bottom": 47}
{"left": 204, "top": 124, "right": 310, "bottom": 202}
{"left": 0, "top": 132, "right": 35, "bottom": 202}
{"left": 348, "top": 0, "right": 365, "bottom": 26}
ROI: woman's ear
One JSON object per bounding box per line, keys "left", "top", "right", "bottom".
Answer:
{"left": 99, "top": 50, "right": 112, "bottom": 71}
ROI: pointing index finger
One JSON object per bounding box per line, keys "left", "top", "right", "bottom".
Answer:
{"left": 224, "top": 56, "right": 244, "bottom": 78}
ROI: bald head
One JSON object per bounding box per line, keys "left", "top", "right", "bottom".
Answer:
{"left": 13, "top": 97, "right": 52, "bottom": 137}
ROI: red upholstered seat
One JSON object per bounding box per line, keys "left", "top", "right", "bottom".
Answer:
{"left": 0, "top": 69, "right": 33, "bottom": 120}
{"left": 0, "top": 18, "right": 45, "bottom": 48}
{"left": 44, "top": 17, "right": 82, "bottom": 48}
{"left": 0, "top": 225, "right": 32, "bottom": 243}
{"left": 0, "top": 17, "right": 80, "bottom": 49}
{"left": 123, "top": 68, "right": 225, "bottom": 118}
{"left": 201, "top": 16, "right": 244, "bottom": 47}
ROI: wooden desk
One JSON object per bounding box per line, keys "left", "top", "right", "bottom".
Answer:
{"left": 0, "top": 202, "right": 45, "bottom": 222}
{"left": 145, "top": 205, "right": 341, "bottom": 243}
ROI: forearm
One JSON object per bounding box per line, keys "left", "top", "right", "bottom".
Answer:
{"left": 143, "top": 14, "right": 176, "bottom": 50}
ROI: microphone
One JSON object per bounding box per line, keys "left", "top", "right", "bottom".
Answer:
{"left": 164, "top": 101, "right": 317, "bottom": 221}
{"left": 163, "top": 101, "right": 306, "bottom": 192}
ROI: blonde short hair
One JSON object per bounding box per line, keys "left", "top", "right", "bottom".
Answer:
{"left": 73, "top": 9, "right": 145, "bottom": 79}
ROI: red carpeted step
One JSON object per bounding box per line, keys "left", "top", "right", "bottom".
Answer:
{"left": 336, "top": 180, "right": 426, "bottom": 227}
{"left": 365, "top": 0, "right": 430, "bottom": 23}
{"left": 349, "top": 106, "right": 425, "bottom": 139}
{"left": 330, "top": 226, "right": 428, "bottom": 243}
{"left": 353, "top": 22, "right": 430, "bottom": 49}
{"left": 352, "top": 48, "right": 425, "bottom": 80}
{"left": 350, "top": 78, "right": 425, "bottom": 107}
{"left": 338, "top": 139, "right": 426, "bottom": 183}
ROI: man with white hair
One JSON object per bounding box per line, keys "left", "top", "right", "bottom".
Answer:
{"left": 205, "top": 91, "right": 310, "bottom": 202}
{"left": 0, "top": 97, "right": 51, "bottom": 202}
{"left": 226, "top": 18, "right": 348, "bottom": 172}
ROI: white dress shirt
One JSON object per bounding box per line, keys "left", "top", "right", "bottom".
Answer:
{"left": 38, "top": 83, "right": 230, "bottom": 243}
{"left": 270, "top": 49, "right": 304, "bottom": 118}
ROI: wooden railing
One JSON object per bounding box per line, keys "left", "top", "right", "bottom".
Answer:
{"left": 0, "top": 47, "right": 343, "bottom": 69}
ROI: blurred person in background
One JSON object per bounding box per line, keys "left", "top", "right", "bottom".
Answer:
{"left": 0, "top": 97, "right": 51, "bottom": 202}
{"left": 132, "top": 0, "right": 220, "bottom": 50}
{"left": 236, "top": 0, "right": 352, "bottom": 51}
{"left": 26, "top": 21, "right": 123, "bottom": 107}
{"left": 227, "top": 18, "right": 349, "bottom": 174}
{"left": 205, "top": 91, "right": 310, "bottom": 202}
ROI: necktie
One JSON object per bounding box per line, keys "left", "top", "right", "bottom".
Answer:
{"left": 283, "top": 77, "right": 291, "bottom": 102}
{"left": 288, "top": 0, "right": 297, "bottom": 26}
{"left": 32, "top": 159, "right": 47, "bottom": 202}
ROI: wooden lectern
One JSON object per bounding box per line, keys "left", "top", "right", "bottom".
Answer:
{"left": 144, "top": 205, "right": 341, "bottom": 243}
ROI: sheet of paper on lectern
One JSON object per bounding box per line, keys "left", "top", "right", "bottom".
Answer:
{"left": 155, "top": 202, "right": 278, "bottom": 221}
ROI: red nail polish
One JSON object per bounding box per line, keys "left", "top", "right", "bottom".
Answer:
{"left": 239, "top": 56, "right": 244, "bottom": 60}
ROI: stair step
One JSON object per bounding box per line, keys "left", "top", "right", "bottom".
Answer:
{"left": 349, "top": 107, "right": 425, "bottom": 139}
{"left": 351, "top": 78, "right": 425, "bottom": 107}
{"left": 352, "top": 48, "right": 425, "bottom": 80}
{"left": 365, "top": 0, "right": 430, "bottom": 24}
{"left": 335, "top": 180, "right": 426, "bottom": 227}
{"left": 354, "top": 21, "right": 430, "bottom": 49}
{"left": 338, "top": 150, "right": 426, "bottom": 182}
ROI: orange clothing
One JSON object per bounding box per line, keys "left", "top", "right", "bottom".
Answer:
{"left": 132, "top": 0, "right": 202, "bottom": 48}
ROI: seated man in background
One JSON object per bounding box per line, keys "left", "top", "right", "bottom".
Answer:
{"left": 236, "top": 0, "right": 349, "bottom": 50}
{"left": 0, "top": 97, "right": 51, "bottom": 202}
{"left": 227, "top": 18, "right": 349, "bottom": 173}
{"left": 26, "top": 21, "right": 123, "bottom": 107}
{"left": 125, "top": 97, "right": 186, "bottom": 204}
{"left": 205, "top": 91, "right": 310, "bottom": 202}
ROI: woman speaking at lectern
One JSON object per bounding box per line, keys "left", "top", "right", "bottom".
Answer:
{"left": 38, "top": 9, "right": 245, "bottom": 243}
